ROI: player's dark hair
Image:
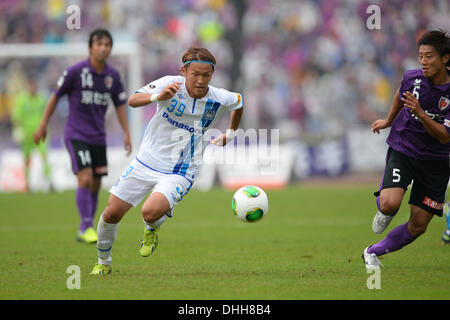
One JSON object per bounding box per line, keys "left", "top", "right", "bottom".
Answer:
{"left": 182, "top": 47, "right": 216, "bottom": 71}
{"left": 417, "top": 29, "right": 450, "bottom": 71}
{"left": 89, "top": 29, "right": 113, "bottom": 48}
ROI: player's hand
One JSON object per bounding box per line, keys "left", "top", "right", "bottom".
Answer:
{"left": 157, "top": 82, "right": 183, "bottom": 101}
{"left": 371, "top": 119, "right": 391, "bottom": 134}
{"left": 124, "top": 134, "right": 132, "bottom": 156}
{"left": 210, "top": 133, "right": 229, "bottom": 147}
{"left": 401, "top": 91, "right": 425, "bottom": 119}
{"left": 32, "top": 126, "right": 47, "bottom": 144}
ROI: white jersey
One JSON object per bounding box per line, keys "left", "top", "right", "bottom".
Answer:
{"left": 135, "top": 75, "right": 243, "bottom": 184}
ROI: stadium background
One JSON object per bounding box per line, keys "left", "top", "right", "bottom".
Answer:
{"left": 0, "top": 0, "right": 449, "bottom": 192}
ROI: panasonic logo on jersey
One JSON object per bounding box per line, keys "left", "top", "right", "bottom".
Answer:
{"left": 162, "top": 112, "right": 204, "bottom": 135}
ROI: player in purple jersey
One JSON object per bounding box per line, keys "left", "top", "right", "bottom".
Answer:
{"left": 33, "top": 29, "right": 132, "bottom": 244}
{"left": 362, "top": 30, "right": 450, "bottom": 269}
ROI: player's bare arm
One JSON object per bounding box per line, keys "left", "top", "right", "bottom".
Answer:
{"left": 372, "top": 89, "right": 404, "bottom": 134}
{"left": 115, "top": 104, "right": 132, "bottom": 155}
{"left": 401, "top": 91, "right": 450, "bottom": 144}
{"left": 211, "top": 107, "right": 244, "bottom": 146}
{"left": 128, "top": 82, "right": 183, "bottom": 107}
{"left": 33, "top": 93, "right": 59, "bottom": 144}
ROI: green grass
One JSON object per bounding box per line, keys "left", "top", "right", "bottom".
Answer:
{"left": 0, "top": 185, "right": 449, "bottom": 300}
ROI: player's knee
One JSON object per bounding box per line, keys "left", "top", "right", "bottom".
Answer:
{"left": 77, "top": 168, "right": 94, "bottom": 188}
{"left": 103, "top": 212, "right": 121, "bottom": 224}
{"left": 142, "top": 206, "right": 164, "bottom": 224}
{"left": 408, "top": 221, "right": 427, "bottom": 237}
{"left": 77, "top": 175, "right": 93, "bottom": 188}
{"left": 91, "top": 178, "right": 101, "bottom": 193}
{"left": 379, "top": 198, "right": 400, "bottom": 215}
{"left": 102, "top": 202, "right": 122, "bottom": 224}
{"left": 102, "top": 210, "right": 120, "bottom": 224}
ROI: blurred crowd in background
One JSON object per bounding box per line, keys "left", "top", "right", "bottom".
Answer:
{"left": 0, "top": 0, "right": 449, "bottom": 149}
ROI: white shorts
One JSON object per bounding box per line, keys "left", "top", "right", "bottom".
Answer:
{"left": 110, "top": 158, "right": 193, "bottom": 215}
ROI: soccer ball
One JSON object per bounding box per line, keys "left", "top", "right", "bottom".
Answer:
{"left": 232, "top": 185, "right": 269, "bottom": 223}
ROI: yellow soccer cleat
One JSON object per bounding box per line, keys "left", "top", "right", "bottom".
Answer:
{"left": 77, "top": 227, "right": 98, "bottom": 244}
{"left": 89, "top": 263, "right": 112, "bottom": 275}
{"left": 139, "top": 227, "right": 159, "bottom": 257}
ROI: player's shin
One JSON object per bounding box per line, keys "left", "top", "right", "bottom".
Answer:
{"left": 76, "top": 187, "right": 93, "bottom": 232}
{"left": 368, "top": 222, "right": 417, "bottom": 256}
{"left": 96, "top": 212, "right": 119, "bottom": 265}
{"left": 91, "top": 191, "right": 99, "bottom": 219}
{"left": 143, "top": 214, "right": 167, "bottom": 230}
{"left": 44, "top": 161, "right": 51, "bottom": 180}
{"left": 373, "top": 195, "right": 399, "bottom": 234}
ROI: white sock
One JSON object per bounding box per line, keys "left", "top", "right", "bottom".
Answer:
{"left": 143, "top": 214, "right": 167, "bottom": 230}
{"left": 96, "top": 212, "right": 119, "bottom": 265}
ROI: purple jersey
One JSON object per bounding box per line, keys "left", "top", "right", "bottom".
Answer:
{"left": 54, "top": 58, "right": 127, "bottom": 145}
{"left": 387, "top": 69, "right": 450, "bottom": 160}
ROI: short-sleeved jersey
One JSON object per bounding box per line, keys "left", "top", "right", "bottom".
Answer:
{"left": 387, "top": 69, "right": 450, "bottom": 160}
{"left": 54, "top": 58, "right": 127, "bottom": 145}
{"left": 135, "top": 75, "right": 243, "bottom": 183}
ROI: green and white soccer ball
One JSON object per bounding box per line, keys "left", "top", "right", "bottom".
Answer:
{"left": 232, "top": 185, "right": 269, "bottom": 223}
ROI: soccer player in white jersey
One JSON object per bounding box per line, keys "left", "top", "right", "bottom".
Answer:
{"left": 90, "top": 47, "right": 244, "bottom": 275}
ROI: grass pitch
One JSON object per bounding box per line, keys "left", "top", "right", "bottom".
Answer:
{"left": 0, "top": 185, "right": 449, "bottom": 300}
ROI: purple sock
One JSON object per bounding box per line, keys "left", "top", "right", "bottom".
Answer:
{"left": 368, "top": 222, "right": 417, "bottom": 256}
{"left": 91, "top": 191, "right": 98, "bottom": 220}
{"left": 76, "top": 187, "right": 93, "bottom": 232}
